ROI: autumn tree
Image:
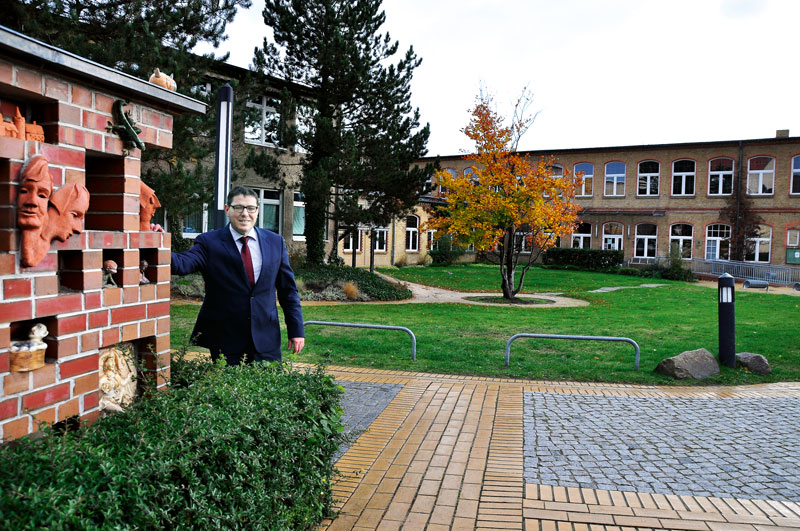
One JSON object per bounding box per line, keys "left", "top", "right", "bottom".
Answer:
{"left": 257, "top": 0, "right": 431, "bottom": 265}
{"left": 428, "top": 92, "right": 580, "bottom": 299}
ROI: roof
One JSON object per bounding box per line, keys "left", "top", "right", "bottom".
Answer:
{"left": 0, "top": 25, "right": 205, "bottom": 115}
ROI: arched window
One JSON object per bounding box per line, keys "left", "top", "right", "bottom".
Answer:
{"left": 708, "top": 158, "right": 734, "bottom": 196}
{"left": 634, "top": 224, "right": 657, "bottom": 258}
{"left": 747, "top": 157, "right": 774, "bottom": 195}
{"left": 604, "top": 162, "right": 626, "bottom": 197}
{"left": 672, "top": 159, "right": 695, "bottom": 196}
{"left": 637, "top": 161, "right": 660, "bottom": 196}
{"left": 705, "top": 224, "right": 731, "bottom": 260}
{"left": 571, "top": 222, "right": 591, "bottom": 249}
{"left": 438, "top": 168, "right": 456, "bottom": 196}
{"left": 744, "top": 225, "right": 771, "bottom": 263}
{"left": 602, "top": 222, "right": 624, "bottom": 250}
{"left": 405, "top": 215, "right": 419, "bottom": 252}
{"left": 574, "top": 163, "right": 593, "bottom": 197}
{"left": 670, "top": 223, "right": 693, "bottom": 259}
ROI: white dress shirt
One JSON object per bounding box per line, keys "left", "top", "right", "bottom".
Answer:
{"left": 230, "top": 225, "right": 263, "bottom": 283}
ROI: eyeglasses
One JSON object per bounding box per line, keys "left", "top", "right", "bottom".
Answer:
{"left": 229, "top": 205, "right": 258, "bottom": 214}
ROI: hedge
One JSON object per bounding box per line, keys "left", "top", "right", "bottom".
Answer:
{"left": 296, "top": 265, "right": 412, "bottom": 300}
{"left": 542, "top": 248, "right": 624, "bottom": 269}
{"left": 0, "top": 360, "right": 345, "bottom": 530}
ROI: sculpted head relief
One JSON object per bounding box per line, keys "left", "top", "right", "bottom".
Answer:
{"left": 16, "top": 155, "right": 52, "bottom": 231}
{"left": 139, "top": 182, "right": 161, "bottom": 231}
{"left": 46, "top": 182, "right": 90, "bottom": 242}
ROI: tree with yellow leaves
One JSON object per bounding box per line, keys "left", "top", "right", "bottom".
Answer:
{"left": 428, "top": 91, "right": 581, "bottom": 299}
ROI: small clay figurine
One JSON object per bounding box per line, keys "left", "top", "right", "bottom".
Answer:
{"left": 148, "top": 68, "right": 176, "bottom": 91}
{"left": 103, "top": 260, "right": 118, "bottom": 287}
{"left": 139, "top": 260, "right": 150, "bottom": 285}
{"left": 9, "top": 323, "right": 48, "bottom": 354}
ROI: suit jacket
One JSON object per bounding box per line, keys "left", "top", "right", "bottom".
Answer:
{"left": 171, "top": 225, "right": 304, "bottom": 361}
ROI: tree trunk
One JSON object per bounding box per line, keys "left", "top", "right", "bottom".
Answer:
{"left": 351, "top": 228, "right": 357, "bottom": 269}
{"left": 500, "top": 233, "right": 516, "bottom": 299}
{"left": 369, "top": 228, "right": 376, "bottom": 273}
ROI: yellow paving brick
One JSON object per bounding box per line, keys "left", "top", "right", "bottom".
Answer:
{"left": 429, "top": 504, "right": 456, "bottom": 526}
{"left": 438, "top": 488, "right": 460, "bottom": 507}
{"left": 658, "top": 518, "right": 712, "bottom": 530}
{"left": 612, "top": 515, "right": 662, "bottom": 528}
{"left": 706, "top": 522, "right": 758, "bottom": 531}
{"left": 545, "top": 502, "right": 589, "bottom": 513}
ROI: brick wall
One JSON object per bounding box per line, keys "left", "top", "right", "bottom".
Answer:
{"left": 0, "top": 58, "right": 176, "bottom": 440}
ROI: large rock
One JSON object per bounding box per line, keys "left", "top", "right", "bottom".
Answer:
{"left": 736, "top": 352, "right": 771, "bottom": 375}
{"left": 656, "top": 348, "right": 720, "bottom": 380}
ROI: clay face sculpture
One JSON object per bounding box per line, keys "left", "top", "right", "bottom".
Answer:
{"left": 139, "top": 182, "right": 161, "bottom": 231}
{"left": 139, "top": 260, "right": 150, "bottom": 285}
{"left": 16, "top": 155, "right": 52, "bottom": 231}
{"left": 45, "top": 182, "right": 90, "bottom": 242}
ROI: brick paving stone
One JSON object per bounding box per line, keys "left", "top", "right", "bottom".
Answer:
{"left": 523, "top": 392, "right": 800, "bottom": 501}
{"left": 335, "top": 380, "right": 403, "bottom": 460}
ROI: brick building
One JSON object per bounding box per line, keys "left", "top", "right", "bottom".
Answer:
{"left": 411, "top": 134, "right": 800, "bottom": 271}
{"left": 0, "top": 27, "right": 203, "bottom": 440}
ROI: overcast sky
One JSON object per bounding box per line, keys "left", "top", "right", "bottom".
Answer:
{"left": 195, "top": 0, "right": 800, "bottom": 157}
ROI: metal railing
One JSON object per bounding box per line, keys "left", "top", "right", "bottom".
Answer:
{"left": 691, "top": 259, "right": 800, "bottom": 285}
{"left": 304, "top": 321, "right": 417, "bottom": 361}
{"left": 505, "top": 333, "right": 640, "bottom": 370}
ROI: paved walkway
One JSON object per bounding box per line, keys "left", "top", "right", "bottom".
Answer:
{"left": 302, "top": 363, "right": 800, "bottom": 530}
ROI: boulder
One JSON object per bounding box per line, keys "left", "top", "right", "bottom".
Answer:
{"left": 736, "top": 352, "right": 771, "bottom": 375}
{"left": 656, "top": 348, "right": 720, "bottom": 380}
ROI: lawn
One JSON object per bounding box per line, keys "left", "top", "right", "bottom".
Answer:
{"left": 170, "top": 265, "right": 800, "bottom": 385}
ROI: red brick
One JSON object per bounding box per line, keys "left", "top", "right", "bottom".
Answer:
{"left": 44, "top": 77, "right": 69, "bottom": 100}
{"left": 85, "top": 213, "right": 138, "bottom": 232}
{"left": 0, "top": 254, "right": 14, "bottom": 275}
{"left": 71, "top": 85, "right": 92, "bottom": 107}
{"left": 0, "top": 398, "right": 19, "bottom": 421}
{"left": 89, "top": 231, "right": 125, "bottom": 249}
{"left": 82, "top": 109, "right": 108, "bottom": 132}
{"left": 52, "top": 232, "right": 86, "bottom": 251}
{"left": 83, "top": 392, "right": 99, "bottom": 412}
{"left": 0, "top": 60, "right": 11, "bottom": 84}
{"left": 0, "top": 327, "right": 9, "bottom": 349}
{"left": 47, "top": 102, "right": 81, "bottom": 126}
{"left": 22, "top": 383, "right": 69, "bottom": 411}
{"left": 4, "top": 372, "right": 31, "bottom": 394}
{"left": 60, "top": 354, "right": 99, "bottom": 379}
{"left": 36, "top": 293, "right": 82, "bottom": 317}
{"left": 33, "top": 363, "right": 56, "bottom": 388}
{"left": 142, "top": 334, "right": 170, "bottom": 355}
{"left": 3, "top": 417, "right": 29, "bottom": 440}
{"left": 85, "top": 131, "right": 103, "bottom": 151}
{"left": 111, "top": 304, "right": 146, "bottom": 324}
{"left": 81, "top": 409, "right": 100, "bottom": 426}
{"left": 88, "top": 310, "right": 109, "bottom": 329}
{"left": 35, "top": 275, "right": 58, "bottom": 296}
{"left": 85, "top": 291, "right": 102, "bottom": 310}
{"left": 156, "top": 283, "right": 170, "bottom": 299}
{"left": 140, "top": 284, "right": 156, "bottom": 301}
{"left": 103, "top": 287, "right": 122, "bottom": 306}
{"left": 139, "top": 319, "right": 156, "bottom": 338}
{"left": 0, "top": 205, "right": 15, "bottom": 229}
{"left": 104, "top": 136, "right": 123, "bottom": 156}
{"left": 122, "top": 285, "right": 139, "bottom": 303}
{"left": 65, "top": 168, "right": 85, "bottom": 185}
{"left": 32, "top": 408, "right": 55, "bottom": 432}
{"left": 0, "top": 136, "right": 24, "bottom": 160}
{"left": 58, "top": 398, "right": 80, "bottom": 421}
{"left": 4, "top": 278, "right": 31, "bottom": 299}
{"left": 0, "top": 182, "right": 15, "bottom": 204}
{"left": 157, "top": 130, "right": 173, "bottom": 149}
{"left": 21, "top": 251, "right": 57, "bottom": 273}
{"left": 156, "top": 316, "right": 170, "bottom": 334}
{"left": 0, "top": 230, "right": 17, "bottom": 253}
{"left": 142, "top": 351, "right": 170, "bottom": 370}
{"left": 0, "top": 300, "right": 32, "bottom": 322}
{"left": 39, "top": 144, "right": 85, "bottom": 168}
{"left": 75, "top": 373, "right": 99, "bottom": 395}
{"left": 81, "top": 330, "right": 99, "bottom": 351}
{"left": 94, "top": 93, "right": 115, "bottom": 114}
{"left": 102, "top": 327, "right": 119, "bottom": 347}
{"left": 147, "top": 301, "right": 170, "bottom": 319}
{"left": 52, "top": 314, "right": 87, "bottom": 335}
{"left": 48, "top": 166, "right": 64, "bottom": 187}
{"left": 46, "top": 336, "right": 78, "bottom": 359}
{"left": 122, "top": 323, "right": 138, "bottom": 341}
{"left": 0, "top": 352, "right": 8, "bottom": 372}
{"left": 16, "top": 67, "right": 42, "bottom": 93}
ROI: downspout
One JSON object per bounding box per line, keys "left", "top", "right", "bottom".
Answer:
{"left": 735, "top": 140, "right": 743, "bottom": 259}
{"left": 391, "top": 218, "right": 396, "bottom": 265}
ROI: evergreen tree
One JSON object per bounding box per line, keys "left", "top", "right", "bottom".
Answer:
{"left": 5, "top": 0, "right": 250, "bottom": 250}
{"left": 256, "top": 0, "right": 431, "bottom": 265}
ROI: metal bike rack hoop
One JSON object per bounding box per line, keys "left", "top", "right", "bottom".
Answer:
{"left": 304, "top": 321, "right": 417, "bottom": 361}
{"left": 505, "top": 333, "right": 640, "bottom": 370}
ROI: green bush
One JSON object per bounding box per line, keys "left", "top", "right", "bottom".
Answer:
{"left": 1, "top": 361, "right": 345, "bottom": 530}
{"left": 542, "top": 248, "right": 624, "bottom": 269}
{"left": 428, "top": 234, "right": 465, "bottom": 266}
{"left": 296, "top": 265, "right": 412, "bottom": 300}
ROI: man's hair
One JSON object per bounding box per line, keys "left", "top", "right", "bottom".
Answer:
{"left": 227, "top": 186, "right": 258, "bottom": 205}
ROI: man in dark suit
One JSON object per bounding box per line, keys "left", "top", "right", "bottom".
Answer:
{"left": 171, "top": 186, "right": 304, "bottom": 364}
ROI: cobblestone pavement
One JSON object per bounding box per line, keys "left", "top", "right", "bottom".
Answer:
{"left": 335, "top": 380, "right": 403, "bottom": 460}
{"left": 523, "top": 391, "right": 800, "bottom": 501}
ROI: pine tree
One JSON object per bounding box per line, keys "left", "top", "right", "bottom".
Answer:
{"left": 256, "top": 0, "right": 431, "bottom": 265}
{"left": 5, "top": 0, "right": 250, "bottom": 249}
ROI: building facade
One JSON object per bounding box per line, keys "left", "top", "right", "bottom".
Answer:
{"left": 415, "top": 134, "right": 800, "bottom": 269}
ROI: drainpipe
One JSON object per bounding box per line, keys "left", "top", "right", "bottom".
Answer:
{"left": 391, "top": 218, "right": 396, "bottom": 265}
{"left": 735, "top": 140, "right": 743, "bottom": 259}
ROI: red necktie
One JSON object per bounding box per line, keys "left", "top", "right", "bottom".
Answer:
{"left": 240, "top": 236, "right": 255, "bottom": 287}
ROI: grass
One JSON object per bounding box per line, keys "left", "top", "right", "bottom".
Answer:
{"left": 170, "top": 264, "right": 800, "bottom": 386}
{"left": 379, "top": 263, "right": 660, "bottom": 295}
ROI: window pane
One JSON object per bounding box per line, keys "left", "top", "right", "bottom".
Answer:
{"left": 261, "top": 204, "right": 279, "bottom": 232}
{"left": 639, "top": 161, "right": 659, "bottom": 173}
{"left": 674, "top": 160, "right": 695, "bottom": 172}
{"left": 292, "top": 205, "right": 305, "bottom": 236}
{"left": 749, "top": 157, "right": 773, "bottom": 171}
{"left": 606, "top": 161, "right": 625, "bottom": 174}
{"left": 710, "top": 158, "right": 733, "bottom": 172}
{"left": 637, "top": 224, "right": 657, "bottom": 236}
{"left": 685, "top": 176, "right": 694, "bottom": 195}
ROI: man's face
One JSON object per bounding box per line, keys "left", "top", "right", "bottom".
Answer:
{"left": 17, "top": 174, "right": 52, "bottom": 230}
{"left": 225, "top": 194, "right": 259, "bottom": 235}
{"left": 48, "top": 185, "right": 89, "bottom": 242}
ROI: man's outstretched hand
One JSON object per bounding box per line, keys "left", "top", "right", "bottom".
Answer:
{"left": 288, "top": 337, "right": 305, "bottom": 354}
